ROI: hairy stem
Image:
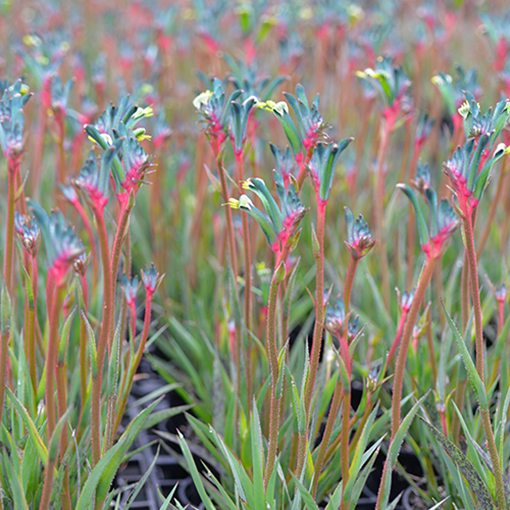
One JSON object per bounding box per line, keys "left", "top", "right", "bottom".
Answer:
{"left": 374, "top": 123, "right": 391, "bottom": 308}
{"left": 344, "top": 256, "right": 358, "bottom": 312}
{"left": 477, "top": 159, "right": 507, "bottom": 258}
{"left": 91, "top": 208, "right": 113, "bottom": 466}
{"left": 0, "top": 329, "right": 9, "bottom": 427}
{"left": 3, "top": 160, "right": 18, "bottom": 297}
{"left": 312, "top": 382, "right": 342, "bottom": 497}
{"left": 109, "top": 198, "right": 134, "bottom": 351}
{"left": 406, "top": 144, "right": 421, "bottom": 290}
{"left": 40, "top": 282, "right": 65, "bottom": 510}
{"left": 113, "top": 293, "right": 153, "bottom": 437}
{"left": 375, "top": 258, "right": 437, "bottom": 510}
{"left": 461, "top": 210, "right": 484, "bottom": 381}
{"left": 216, "top": 152, "right": 238, "bottom": 277}
{"left": 72, "top": 198, "right": 99, "bottom": 286}
{"left": 296, "top": 147, "right": 314, "bottom": 190}
{"left": 46, "top": 280, "right": 64, "bottom": 436}
{"left": 296, "top": 201, "right": 327, "bottom": 480}
{"left": 387, "top": 310, "right": 408, "bottom": 367}
{"left": 305, "top": 201, "right": 326, "bottom": 413}
{"left": 461, "top": 207, "right": 505, "bottom": 509}
{"left": 390, "top": 256, "right": 436, "bottom": 440}
{"left": 264, "top": 270, "right": 282, "bottom": 489}
{"left": 236, "top": 152, "right": 253, "bottom": 408}
{"left": 481, "top": 408, "right": 506, "bottom": 509}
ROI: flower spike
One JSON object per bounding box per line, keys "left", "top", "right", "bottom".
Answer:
{"left": 495, "top": 283, "right": 507, "bottom": 303}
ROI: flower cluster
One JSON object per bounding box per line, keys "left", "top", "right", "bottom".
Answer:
{"left": 85, "top": 98, "right": 153, "bottom": 204}
{"left": 14, "top": 213, "right": 40, "bottom": 256}
{"left": 270, "top": 143, "right": 296, "bottom": 192}
{"left": 257, "top": 83, "right": 328, "bottom": 161}
{"left": 307, "top": 140, "right": 353, "bottom": 206}
{"left": 229, "top": 96, "right": 256, "bottom": 156}
{"left": 458, "top": 92, "right": 509, "bottom": 145}
{"left": 344, "top": 207, "right": 376, "bottom": 260}
{"left": 29, "top": 201, "right": 84, "bottom": 286}
{"left": 443, "top": 138, "right": 507, "bottom": 213}
{"left": 412, "top": 160, "right": 431, "bottom": 192}
{"left": 480, "top": 11, "right": 510, "bottom": 71}
{"left": 398, "top": 287, "right": 416, "bottom": 313}
{"left": 141, "top": 263, "right": 161, "bottom": 297}
{"left": 74, "top": 142, "right": 122, "bottom": 212}
{"left": 398, "top": 184, "right": 460, "bottom": 259}
{"left": 20, "top": 32, "right": 67, "bottom": 108}
{"left": 122, "top": 275, "right": 140, "bottom": 308}
{"left": 356, "top": 57, "right": 411, "bottom": 128}
{"left": 230, "top": 176, "right": 307, "bottom": 262}
{"left": 432, "top": 66, "right": 480, "bottom": 120}
{"left": 116, "top": 124, "right": 152, "bottom": 205}
{"left": 324, "top": 297, "right": 359, "bottom": 342}
{"left": 495, "top": 283, "right": 507, "bottom": 304}
{"left": 50, "top": 76, "right": 73, "bottom": 119}
{"left": 283, "top": 84, "right": 328, "bottom": 151}
{"left": 0, "top": 80, "right": 32, "bottom": 165}
{"left": 225, "top": 54, "right": 286, "bottom": 103}
{"left": 415, "top": 112, "right": 435, "bottom": 148}
{"left": 193, "top": 78, "right": 242, "bottom": 153}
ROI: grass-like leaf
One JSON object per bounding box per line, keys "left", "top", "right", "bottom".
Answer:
{"left": 420, "top": 417, "right": 496, "bottom": 510}
{"left": 441, "top": 299, "right": 488, "bottom": 411}
{"left": 378, "top": 393, "right": 428, "bottom": 508}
